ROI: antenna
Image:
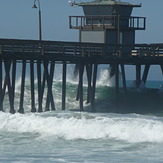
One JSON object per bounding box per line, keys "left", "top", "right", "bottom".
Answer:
{"left": 68, "top": 0, "right": 75, "bottom": 6}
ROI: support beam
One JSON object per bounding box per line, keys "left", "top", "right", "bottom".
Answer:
{"left": 115, "top": 63, "right": 119, "bottom": 104}
{"left": 91, "top": 64, "right": 98, "bottom": 112}
{"left": 37, "top": 60, "right": 43, "bottom": 112}
{"left": 30, "top": 60, "right": 36, "bottom": 112}
{"left": 161, "top": 65, "right": 163, "bottom": 74}
{"left": 0, "top": 60, "right": 3, "bottom": 111}
{"left": 62, "top": 61, "right": 67, "bottom": 110}
{"left": 18, "top": 60, "right": 26, "bottom": 114}
{"left": 136, "top": 64, "right": 141, "bottom": 88}
{"left": 76, "top": 65, "right": 84, "bottom": 101}
{"left": 120, "top": 64, "right": 127, "bottom": 105}
{"left": 4, "top": 61, "right": 15, "bottom": 114}
{"left": 2, "top": 63, "right": 11, "bottom": 104}
{"left": 49, "top": 61, "right": 55, "bottom": 111}
{"left": 142, "top": 64, "right": 150, "bottom": 84}
{"left": 79, "top": 63, "right": 84, "bottom": 112}
{"left": 74, "top": 64, "right": 79, "bottom": 79}
{"left": 2, "top": 76, "right": 7, "bottom": 103}
{"left": 120, "top": 64, "right": 127, "bottom": 94}
{"left": 12, "top": 60, "right": 16, "bottom": 110}
{"left": 76, "top": 84, "right": 80, "bottom": 101}
{"left": 44, "top": 61, "right": 55, "bottom": 111}
{"left": 41, "top": 70, "right": 46, "bottom": 104}
{"left": 44, "top": 62, "right": 50, "bottom": 111}
{"left": 86, "top": 64, "right": 92, "bottom": 104}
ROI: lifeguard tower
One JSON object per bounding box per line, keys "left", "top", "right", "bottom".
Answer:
{"left": 69, "top": 0, "right": 145, "bottom": 46}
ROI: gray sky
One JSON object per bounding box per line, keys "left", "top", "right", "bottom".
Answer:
{"left": 0, "top": 0, "right": 163, "bottom": 80}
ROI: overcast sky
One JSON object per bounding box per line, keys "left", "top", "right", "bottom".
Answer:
{"left": 0, "top": 0, "right": 163, "bottom": 80}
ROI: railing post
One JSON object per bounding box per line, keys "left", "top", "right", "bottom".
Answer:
{"left": 81, "top": 16, "right": 83, "bottom": 29}
{"left": 84, "top": 17, "right": 86, "bottom": 26}
{"left": 117, "top": 15, "right": 120, "bottom": 44}
{"left": 144, "top": 17, "right": 146, "bottom": 30}
{"left": 76, "top": 16, "right": 78, "bottom": 27}
{"left": 137, "top": 17, "right": 139, "bottom": 28}
{"left": 91, "top": 16, "right": 93, "bottom": 29}
{"left": 103, "top": 16, "right": 104, "bottom": 29}
{"left": 69, "top": 16, "right": 71, "bottom": 28}
{"left": 130, "top": 17, "right": 131, "bottom": 28}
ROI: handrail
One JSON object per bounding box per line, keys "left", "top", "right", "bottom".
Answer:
{"left": 69, "top": 15, "right": 146, "bottom": 30}
{"left": 0, "top": 39, "right": 163, "bottom": 59}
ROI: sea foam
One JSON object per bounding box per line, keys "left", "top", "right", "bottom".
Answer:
{"left": 0, "top": 112, "right": 163, "bottom": 143}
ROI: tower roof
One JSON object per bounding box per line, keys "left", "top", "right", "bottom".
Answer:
{"left": 75, "top": 0, "right": 141, "bottom": 7}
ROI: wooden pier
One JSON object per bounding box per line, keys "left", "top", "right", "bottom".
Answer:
{"left": 0, "top": 38, "right": 163, "bottom": 113}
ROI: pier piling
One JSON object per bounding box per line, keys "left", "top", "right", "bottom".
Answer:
{"left": 115, "top": 63, "right": 119, "bottom": 104}
{"left": 12, "top": 60, "right": 16, "bottom": 105}
{"left": 86, "top": 64, "right": 92, "bottom": 104}
{"left": 91, "top": 64, "right": 98, "bottom": 112}
{"left": 62, "top": 61, "right": 67, "bottom": 110}
{"left": 136, "top": 64, "right": 141, "bottom": 88}
{"left": 120, "top": 64, "right": 127, "bottom": 94}
{"left": 30, "top": 60, "right": 36, "bottom": 112}
{"left": 79, "top": 63, "right": 84, "bottom": 111}
{"left": 4, "top": 61, "right": 15, "bottom": 114}
{"left": 44, "top": 61, "right": 55, "bottom": 111}
{"left": 37, "top": 60, "right": 43, "bottom": 112}
{"left": 142, "top": 64, "right": 150, "bottom": 84}
{"left": 0, "top": 60, "right": 2, "bottom": 111}
{"left": 18, "top": 60, "right": 26, "bottom": 114}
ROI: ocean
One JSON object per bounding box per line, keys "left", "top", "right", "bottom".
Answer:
{"left": 1, "top": 65, "right": 163, "bottom": 163}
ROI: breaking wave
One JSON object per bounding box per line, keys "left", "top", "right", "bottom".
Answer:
{"left": 0, "top": 112, "right": 163, "bottom": 143}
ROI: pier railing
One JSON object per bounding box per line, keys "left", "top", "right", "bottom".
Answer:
{"left": 0, "top": 39, "right": 163, "bottom": 61}
{"left": 69, "top": 15, "right": 146, "bottom": 30}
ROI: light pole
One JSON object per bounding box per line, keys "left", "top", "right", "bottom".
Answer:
{"left": 32, "top": 0, "right": 42, "bottom": 41}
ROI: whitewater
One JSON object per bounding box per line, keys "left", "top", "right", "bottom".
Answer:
{"left": 1, "top": 112, "right": 163, "bottom": 163}
{"left": 1, "top": 64, "right": 163, "bottom": 163}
